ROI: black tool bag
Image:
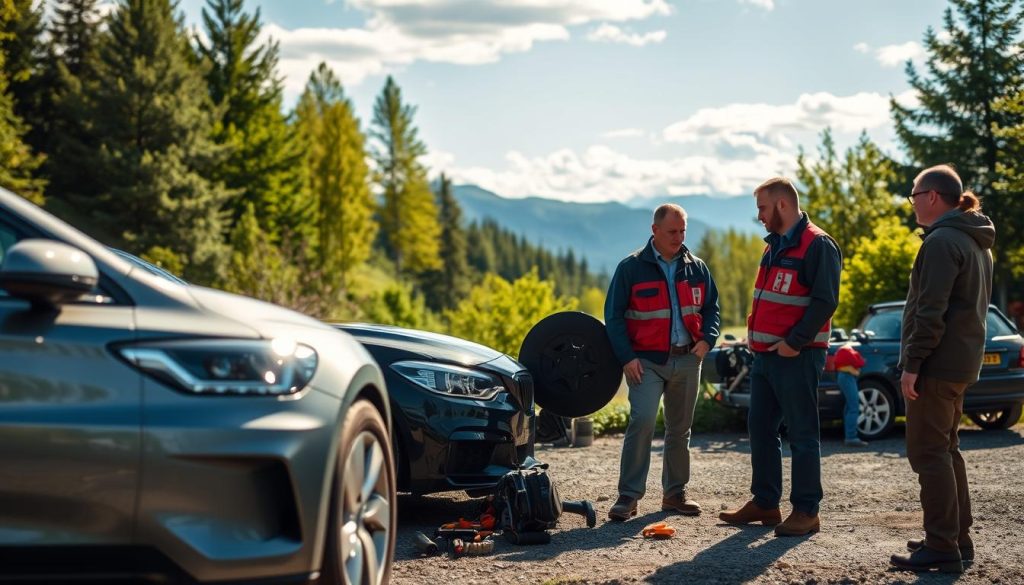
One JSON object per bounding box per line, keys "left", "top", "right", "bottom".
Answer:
{"left": 494, "top": 463, "right": 561, "bottom": 540}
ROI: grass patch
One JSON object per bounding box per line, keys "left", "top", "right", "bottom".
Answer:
{"left": 591, "top": 383, "right": 745, "bottom": 436}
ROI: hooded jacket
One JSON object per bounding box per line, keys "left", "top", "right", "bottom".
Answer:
{"left": 900, "top": 210, "right": 995, "bottom": 383}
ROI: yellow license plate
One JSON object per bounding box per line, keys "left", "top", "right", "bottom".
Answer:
{"left": 983, "top": 353, "right": 1001, "bottom": 365}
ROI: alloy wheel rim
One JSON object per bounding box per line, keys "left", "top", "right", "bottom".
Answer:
{"left": 858, "top": 387, "right": 891, "bottom": 436}
{"left": 339, "top": 430, "right": 391, "bottom": 585}
{"left": 974, "top": 411, "right": 1003, "bottom": 424}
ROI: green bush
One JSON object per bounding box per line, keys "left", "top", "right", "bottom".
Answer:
{"left": 591, "top": 383, "right": 745, "bottom": 436}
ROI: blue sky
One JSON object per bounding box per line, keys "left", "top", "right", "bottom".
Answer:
{"left": 176, "top": 0, "right": 948, "bottom": 203}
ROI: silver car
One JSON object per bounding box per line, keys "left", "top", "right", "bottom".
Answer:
{"left": 0, "top": 188, "right": 396, "bottom": 584}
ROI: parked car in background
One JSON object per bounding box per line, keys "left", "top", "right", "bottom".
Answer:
{"left": 707, "top": 301, "right": 1024, "bottom": 439}
{"left": 0, "top": 188, "right": 395, "bottom": 584}
{"left": 336, "top": 323, "right": 537, "bottom": 495}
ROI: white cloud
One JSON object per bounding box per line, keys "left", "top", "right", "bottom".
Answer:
{"left": 739, "top": 0, "right": 775, "bottom": 10}
{"left": 266, "top": 0, "right": 672, "bottom": 98}
{"left": 603, "top": 128, "right": 646, "bottom": 138}
{"left": 875, "top": 41, "right": 925, "bottom": 67}
{"left": 432, "top": 90, "right": 906, "bottom": 203}
{"left": 587, "top": 24, "right": 667, "bottom": 46}
{"left": 443, "top": 144, "right": 794, "bottom": 203}
{"left": 662, "top": 91, "right": 893, "bottom": 146}
{"left": 855, "top": 41, "right": 926, "bottom": 68}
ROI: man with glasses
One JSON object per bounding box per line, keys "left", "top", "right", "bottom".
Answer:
{"left": 890, "top": 165, "right": 994, "bottom": 574}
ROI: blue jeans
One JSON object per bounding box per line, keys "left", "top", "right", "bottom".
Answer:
{"left": 748, "top": 349, "right": 826, "bottom": 515}
{"left": 837, "top": 372, "right": 860, "bottom": 441}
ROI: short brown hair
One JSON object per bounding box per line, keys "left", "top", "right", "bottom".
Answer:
{"left": 653, "top": 203, "right": 686, "bottom": 224}
{"left": 754, "top": 177, "right": 799, "bottom": 206}
{"left": 914, "top": 164, "right": 981, "bottom": 212}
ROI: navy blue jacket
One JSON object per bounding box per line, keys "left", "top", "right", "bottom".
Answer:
{"left": 604, "top": 237, "right": 721, "bottom": 366}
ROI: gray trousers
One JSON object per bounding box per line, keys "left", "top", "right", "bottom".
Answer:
{"left": 617, "top": 354, "right": 702, "bottom": 499}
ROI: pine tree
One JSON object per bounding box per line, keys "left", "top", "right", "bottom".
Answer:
{"left": 796, "top": 129, "right": 900, "bottom": 259}
{"left": 43, "top": 0, "right": 108, "bottom": 221}
{"left": 891, "top": 0, "right": 1024, "bottom": 305}
{"left": 0, "top": 0, "right": 46, "bottom": 151}
{"left": 370, "top": 75, "right": 441, "bottom": 275}
{"left": 992, "top": 89, "right": 1024, "bottom": 286}
{"left": 70, "top": 0, "right": 230, "bottom": 283}
{"left": 466, "top": 221, "right": 495, "bottom": 274}
{"left": 0, "top": 0, "right": 44, "bottom": 203}
{"left": 294, "top": 63, "right": 377, "bottom": 299}
{"left": 196, "top": 0, "right": 305, "bottom": 238}
{"left": 421, "top": 174, "right": 471, "bottom": 311}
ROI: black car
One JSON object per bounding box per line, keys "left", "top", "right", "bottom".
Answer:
{"left": 709, "top": 301, "right": 1024, "bottom": 439}
{"left": 336, "top": 323, "right": 536, "bottom": 494}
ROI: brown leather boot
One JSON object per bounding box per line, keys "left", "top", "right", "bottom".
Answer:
{"left": 608, "top": 495, "right": 638, "bottom": 521}
{"left": 718, "top": 500, "right": 782, "bottom": 526}
{"left": 774, "top": 510, "right": 820, "bottom": 536}
{"left": 662, "top": 492, "right": 701, "bottom": 516}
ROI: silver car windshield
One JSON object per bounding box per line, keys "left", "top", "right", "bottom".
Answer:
{"left": 110, "top": 248, "right": 188, "bottom": 286}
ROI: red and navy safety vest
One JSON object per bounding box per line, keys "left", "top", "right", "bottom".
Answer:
{"left": 747, "top": 221, "right": 831, "bottom": 352}
{"left": 625, "top": 272, "right": 706, "bottom": 353}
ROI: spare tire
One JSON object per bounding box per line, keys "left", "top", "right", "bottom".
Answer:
{"left": 519, "top": 311, "right": 622, "bottom": 418}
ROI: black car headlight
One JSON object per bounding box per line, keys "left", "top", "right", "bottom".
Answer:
{"left": 391, "top": 360, "right": 504, "bottom": 400}
{"left": 118, "top": 338, "right": 318, "bottom": 396}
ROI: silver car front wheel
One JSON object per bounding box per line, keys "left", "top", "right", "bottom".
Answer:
{"left": 322, "top": 400, "right": 396, "bottom": 585}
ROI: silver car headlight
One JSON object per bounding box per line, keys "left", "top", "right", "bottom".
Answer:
{"left": 118, "top": 338, "right": 318, "bottom": 396}
{"left": 391, "top": 360, "right": 505, "bottom": 400}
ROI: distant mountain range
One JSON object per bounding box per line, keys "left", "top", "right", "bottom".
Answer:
{"left": 452, "top": 184, "right": 762, "bottom": 273}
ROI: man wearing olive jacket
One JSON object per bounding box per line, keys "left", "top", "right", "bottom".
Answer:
{"left": 890, "top": 164, "right": 994, "bottom": 574}
{"left": 604, "top": 203, "right": 721, "bottom": 521}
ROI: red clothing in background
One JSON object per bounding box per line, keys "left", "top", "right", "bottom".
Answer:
{"left": 834, "top": 345, "right": 866, "bottom": 375}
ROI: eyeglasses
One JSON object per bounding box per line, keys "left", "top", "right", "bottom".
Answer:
{"left": 906, "top": 189, "right": 931, "bottom": 204}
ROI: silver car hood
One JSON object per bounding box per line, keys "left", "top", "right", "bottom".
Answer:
{"left": 184, "top": 285, "right": 330, "bottom": 339}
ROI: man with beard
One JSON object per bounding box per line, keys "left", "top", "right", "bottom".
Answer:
{"left": 889, "top": 165, "right": 994, "bottom": 574}
{"left": 720, "top": 177, "right": 841, "bottom": 537}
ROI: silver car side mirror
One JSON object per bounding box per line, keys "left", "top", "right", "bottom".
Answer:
{"left": 0, "top": 239, "right": 98, "bottom": 308}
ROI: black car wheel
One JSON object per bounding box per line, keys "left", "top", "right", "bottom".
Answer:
{"left": 322, "top": 400, "right": 396, "bottom": 585}
{"left": 858, "top": 381, "right": 896, "bottom": 440}
{"left": 967, "top": 404, "right": 1023, "bottom": 430}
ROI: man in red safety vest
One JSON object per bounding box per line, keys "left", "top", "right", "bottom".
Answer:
{"left": 604, "top": 203, "right": 721, "bottom": 522}
{"left": 720, "top": 177, "right": 842, "bottom": 537}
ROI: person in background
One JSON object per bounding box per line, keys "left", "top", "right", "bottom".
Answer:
{"left": 834, "top": 343, "right": 868, "bottom": 447}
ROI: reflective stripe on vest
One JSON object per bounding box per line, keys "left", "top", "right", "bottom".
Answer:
{"left": 747, "top": 221, "right": 831, "bottom": 352}
{"left": 625, "top": 277, "right": 706, "bottom": 353}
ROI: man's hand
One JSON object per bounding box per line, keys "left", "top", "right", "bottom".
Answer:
{"left": 768, "top": 339, "right": 799, "bottom": 357}
{"left": 691, "top": 340, "right": 711, "bottom": 360}
{"left": 623, "top": 358, "right": 644, "bottom": 385}
{"left": 901, "top": 371, "right": 919, "bottom": 401}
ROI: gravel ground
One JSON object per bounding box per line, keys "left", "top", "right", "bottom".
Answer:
{"left": 392, "top": 423, "right": 1024, "bottom": 584}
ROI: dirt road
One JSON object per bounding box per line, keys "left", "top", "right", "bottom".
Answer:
{"left": 392, "top": 424, "right": 1024, "bottom": 584}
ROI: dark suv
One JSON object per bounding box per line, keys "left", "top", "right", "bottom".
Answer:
{"left": 710, "top": 301, "right": 1024, "bottom": 439}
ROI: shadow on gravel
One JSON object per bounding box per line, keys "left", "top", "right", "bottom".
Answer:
{"left": 686, "top": 427, "right": 1024, "bottom": 460}
{"left": 644, "top": 525, "right": 803, "bottom": 583}
{"left": 883, "top": 567, "right": 968, "bottom": 584}
{"left": 495, "top": 510, "right": 677, "bottom": 562}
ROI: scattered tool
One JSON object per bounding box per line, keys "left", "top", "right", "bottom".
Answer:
{"left": 412, "top": 531, "right": 439, "bottom": 556}
{"left": 641, "top": 521, "right": 676, "bottom": 539}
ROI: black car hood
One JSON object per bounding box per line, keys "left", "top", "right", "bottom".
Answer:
{"left": 335, "top": 322, "right": 504, "bottom": 366}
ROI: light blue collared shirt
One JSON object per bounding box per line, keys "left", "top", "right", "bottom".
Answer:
{"left": 654, "top": 250, "right": 693, "bottom": 347}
